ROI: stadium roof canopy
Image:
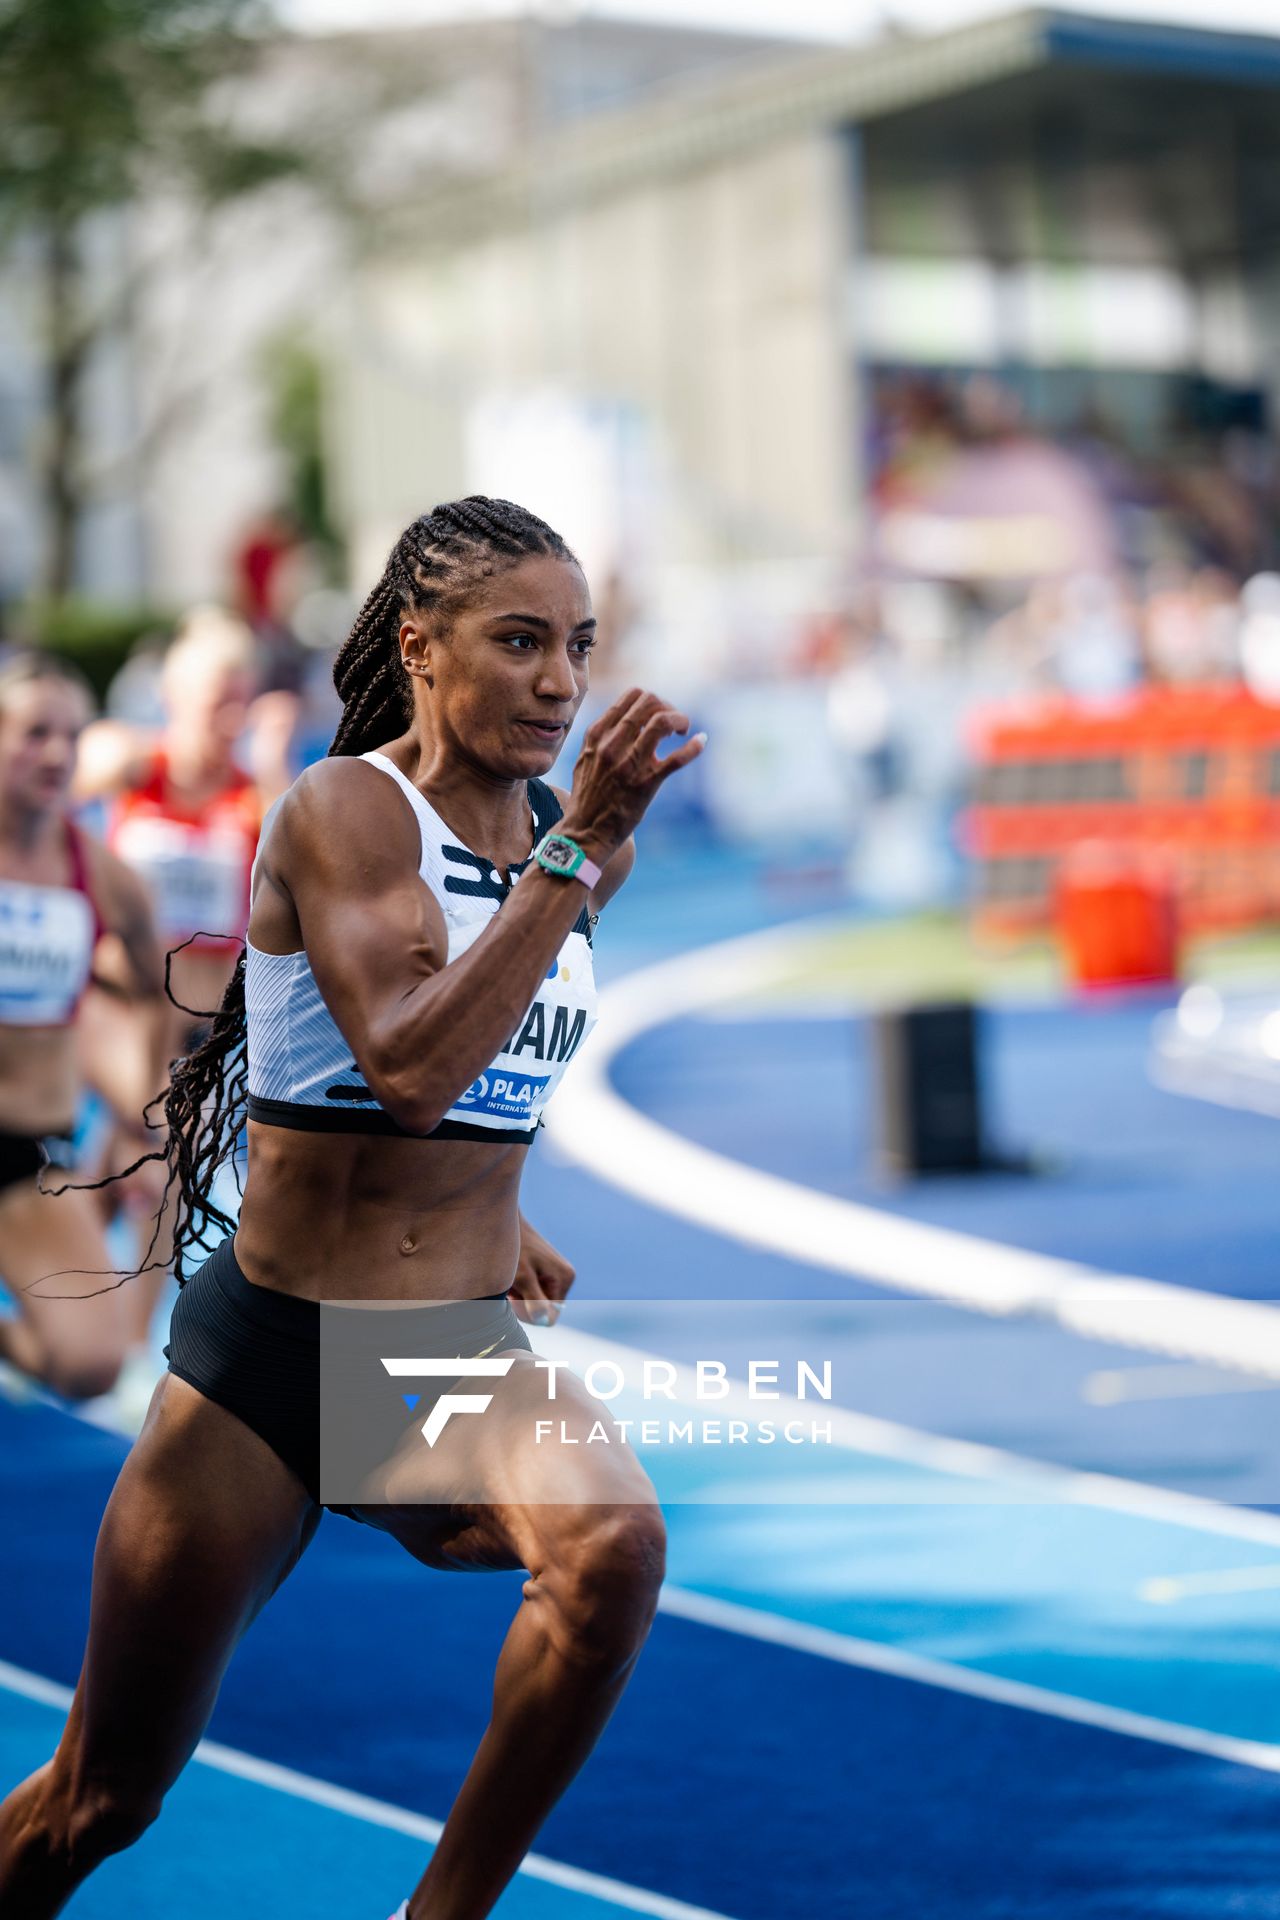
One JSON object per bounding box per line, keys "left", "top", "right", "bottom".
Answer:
{"left": 398, "top": 7, "right": 1280, "bottom": 268}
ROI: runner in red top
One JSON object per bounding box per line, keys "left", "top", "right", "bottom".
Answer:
{"left": 78, "top": 608, "right": 266, "bottom": 1014}
{"left": 75, "top": 609, "right": 273, "bottom": 1378}
{"left": 107, "top": 739, "right": 260, "bottom": 965}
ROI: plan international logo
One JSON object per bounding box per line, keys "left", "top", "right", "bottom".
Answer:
{"left": 455, "top": 1070, "right": 549, "bottom": 1122}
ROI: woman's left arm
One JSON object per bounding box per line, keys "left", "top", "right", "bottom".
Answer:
{"left": 549, "top": 783, "right": 635, "bottom": 913}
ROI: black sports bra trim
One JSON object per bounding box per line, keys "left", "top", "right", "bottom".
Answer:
{"left": 245, "top": 1095, "right": 537, "bottom": 1146}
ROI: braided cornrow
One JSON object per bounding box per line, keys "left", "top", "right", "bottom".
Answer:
{"left": 40, "top": 942, "right": 249, "bottom": 1290}
{"left": 96, "top": 497, "right": 576, "bottom": 1285}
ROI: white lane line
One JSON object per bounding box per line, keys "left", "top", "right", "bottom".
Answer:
{"left": 656, "top": 1588, "right": 1280, "bottom": 1775}
{"left": 1141, "top": 1566, "right": 1280, "bottom": 1605}
{"left": 0, "top": 1659, "right": 738, "bottom": 1920}
{"left": 537, "top": 1325, "right": 1280, "bottom": 1546}
{"left": 547, "top": 918, "right": 1280, "bottom": 1380}
{"left": 1084, "top": 1365, "right": 1280, "bottom": 1406}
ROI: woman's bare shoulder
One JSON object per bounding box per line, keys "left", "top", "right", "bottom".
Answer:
{"left": 265, "top": 757, "right": 420, "bottom": 877}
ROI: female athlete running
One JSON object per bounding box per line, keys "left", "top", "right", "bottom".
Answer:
{"left": 75, "top": 604, "right": 265, "bottom": 1029}
{"left": 74, "top": 608, "right": 269, "bottom": 1369}
{"left": 0, "top": 652, "right": 165, "bottom": 1401}
{"left": 0, "top": 497, "right": 703, "bottom": 1919}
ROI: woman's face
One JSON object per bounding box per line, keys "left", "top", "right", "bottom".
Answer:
{"left": 407, "top": 552, "right": 595, "bottom": 778}
{"left": 0, "top": 676, "right": 91, "bottom": 813}
{"left": 165, "top": 652, "right": 258, "bottom": 750}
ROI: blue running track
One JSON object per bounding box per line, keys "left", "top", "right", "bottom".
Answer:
{"left": 3, "top": 859, "right": 1280, "bottom": 1916}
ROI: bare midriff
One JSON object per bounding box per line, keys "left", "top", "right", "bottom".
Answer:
{"left": 233, "top": 1120, "right": 527, "bottom": 1303}
{"left": 0, "top": 1026, "right": 78, "bottom": 1137}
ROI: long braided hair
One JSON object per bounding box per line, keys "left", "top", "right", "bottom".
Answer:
{"left": 128, "top": 496, "right": 577, "bottom": 1284}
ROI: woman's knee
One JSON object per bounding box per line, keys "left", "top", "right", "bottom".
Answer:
{"left": 72, "top": 1786, "right": 163, "bottom": 1863}
{"left": 49, "top": 1772, "right": 164, "bottom": 1872}
{"left": 45, "top": 1345, "right": 127, "bottom": 1403}
{"left": 0, "top": 1314, "right": 126, "bottom": 1402}
{"left": 534, "top": 1505, "right": 667, "bottom": 1671}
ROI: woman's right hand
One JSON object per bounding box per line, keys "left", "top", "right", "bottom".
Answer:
{"left": 560, "top": 688, "right": 705, "bottom": 862}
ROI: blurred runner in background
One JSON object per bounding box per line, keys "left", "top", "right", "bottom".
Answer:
{"left": 0, "top": 652, "right": 165, "bottom": 1403}
{"left": 74, "top": 608, "right": 287, "bottom": 1399}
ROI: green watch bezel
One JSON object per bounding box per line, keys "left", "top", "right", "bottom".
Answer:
{"left": 534, "top": 831, "right": 586, "bottom": 879}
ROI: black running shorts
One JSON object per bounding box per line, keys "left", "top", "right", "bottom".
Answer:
{"left": 165, "top": 1235, "right": 530, "bottom": 1517}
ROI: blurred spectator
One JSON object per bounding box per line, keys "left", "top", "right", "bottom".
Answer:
{"left": 75, "top": 606, "right": 271, "bottom": 1013}
{"left": 874, "top": 377, "right": 1119, "bottom": 584}
{"left": 234, "top": 508, "right": 300, "bottom": 630}
{"left": 104, "top": 637, "right": 168, "bottom": 730}
{"left": 1141, "top": 565, "right": 1242, "bottom": 683}
{"left": 231, "top": 508, "right": 313, "bottom": 695}
{"left": 826, "top": 625, "right": 896, "bottom": 800}
{"left": 72, "top": 605, "right": 279, "bottom": 1385}
{"left": 1239, "top": 574, "right": 1280, "bottom": 704}
{"left": 870, "top": 370, "right": 1280, "bottom": 593}
{"left": 1049, "top": 576, "right": 1141, "bottom": 699}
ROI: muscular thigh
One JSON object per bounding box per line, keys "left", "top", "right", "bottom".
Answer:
{"left": 351, "top": 1352, "right": 661, "bottom": 1574}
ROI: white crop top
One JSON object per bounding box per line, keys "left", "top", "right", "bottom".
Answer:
{"left": 244, "top": 752, "right": 598, "bottom": 1144}
{"left": 0, "top": 825, "right": 101, "bottom": 1027}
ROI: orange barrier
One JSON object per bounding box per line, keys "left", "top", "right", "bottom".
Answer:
{"left": 1055, "top": 845, "right": 1179, "bottom": 989}
{"left": 965, "top": 684, "right": 1280, "bottom": 936}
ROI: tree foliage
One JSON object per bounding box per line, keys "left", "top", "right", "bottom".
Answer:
{"left": 0, "top": 0, "right": 292, "bottom": 233}
{"left": 0, "top": 0, "right": 318, "bottom": 596}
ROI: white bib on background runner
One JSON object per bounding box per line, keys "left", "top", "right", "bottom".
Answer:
{"left": 0, "top": 879, "right": 96, "bottom": 1026}
{"left": 113, "top": 815, "right": 248, "bottom": 941}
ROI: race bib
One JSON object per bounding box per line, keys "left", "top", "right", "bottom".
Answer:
{"left": 0, "top": 882, "right": 94, "bottom": 1023}
{"left": 114, "top": 817, "right": 247, "bottom": 942}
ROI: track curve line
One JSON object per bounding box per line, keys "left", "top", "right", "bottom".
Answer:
{"left": 545, "top": 918, "right": 1280, "bottom": 1380}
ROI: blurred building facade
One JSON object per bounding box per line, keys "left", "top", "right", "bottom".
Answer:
{"left": 13, "top": 4, "right": 1280, "bottom": 894}
{"left": 331, "top": 8, "right": 1280, "bottom": 680}
{"left": 0, "top": 11, "right": 798, "bottom": 610}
